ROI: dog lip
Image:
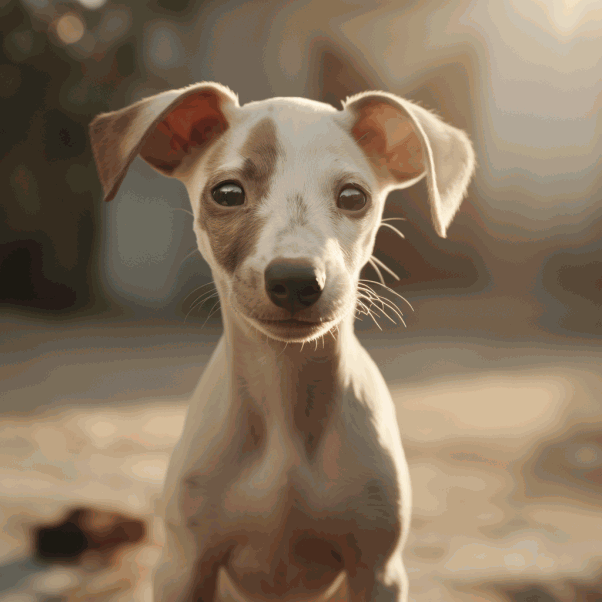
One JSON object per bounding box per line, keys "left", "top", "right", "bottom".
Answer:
{"left": 255, "top": 317, "right": 322, "bottom": 326}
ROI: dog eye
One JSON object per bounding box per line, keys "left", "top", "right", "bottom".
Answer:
{"left": 211, "top": 183, "right": 245, "bottom": 207}
{"left": 337, "top": 187, "right": 367, "bottom": 211}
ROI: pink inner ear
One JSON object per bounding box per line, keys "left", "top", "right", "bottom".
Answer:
{"left": 141, "top": 92, "right": 228, "bottom": 173}
{"left": 352, "top": 103, "right": 424, "bottom": 182}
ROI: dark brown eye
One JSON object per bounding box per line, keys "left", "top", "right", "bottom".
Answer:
{"left": 211, "top": 182, "right": 245, "bottom": 207}
{"left": 338, "top": 187, "right": 367, "bottom": 211}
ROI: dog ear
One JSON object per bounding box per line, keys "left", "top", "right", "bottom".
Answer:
{"left": 341, "top": 92, "right": 475, "bottom": 238}
{"left": 89, "top": 82, "right": 239, "bottom": 202}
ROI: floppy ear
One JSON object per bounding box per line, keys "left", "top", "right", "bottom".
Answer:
{"left": 89, "top": 82, "right": 239, "bottom": 202}
{"left": 341, "top": 92, "right": 475, "bottom": 238}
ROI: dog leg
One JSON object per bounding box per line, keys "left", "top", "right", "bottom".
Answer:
{"left": 153, "top": 518, "right": 236, "bottom": 602}
{"left": 346, "top": 555, "right": 408, "bottom": 602}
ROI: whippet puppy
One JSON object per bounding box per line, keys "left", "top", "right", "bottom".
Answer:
{"left": 90, "top": 82, "right": 475, "bottom": 602}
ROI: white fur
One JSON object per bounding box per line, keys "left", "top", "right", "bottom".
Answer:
{"left": 89, "top": 82, "right": 475, "bottom": 602}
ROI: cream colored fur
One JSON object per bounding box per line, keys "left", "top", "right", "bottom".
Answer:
{"left": 89, "top": 82, "right": 475, "bottom": 602}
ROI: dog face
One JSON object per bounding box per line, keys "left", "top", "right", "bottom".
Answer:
{"left": 90, "top": 83, "right": 474, "bottom": 342}
{"left": 181, "top": 100, "right": 390, "bottom": 342}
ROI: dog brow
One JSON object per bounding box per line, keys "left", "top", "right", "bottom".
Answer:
{"left": 241, "top": 158, "right": 261, "bottom": 181}
{"left": 238, "top": 117, "right": 283, "bottom": 200}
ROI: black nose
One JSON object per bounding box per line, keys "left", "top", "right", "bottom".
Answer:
{"left": 265, "top": 258, "right": 324, "bottom": 315}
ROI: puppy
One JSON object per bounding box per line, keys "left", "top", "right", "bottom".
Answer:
{"left": 90, "top": 82, "right": 475, "bottom": 602}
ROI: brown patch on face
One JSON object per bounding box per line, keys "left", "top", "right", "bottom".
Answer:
{"left": 199, "top": 117, "right": 283, "bottom": 274}
{"left": 199, "top": 188, "right": 266, "bottom": 274}
{"left": 239, "top": 117, "right": 283, "bottom": 200}
{"left": 203, "top": 129, "right": 232, "bottom": 176}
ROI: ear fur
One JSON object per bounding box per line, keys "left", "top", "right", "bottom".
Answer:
{"left": 89, "top": 82, "right": 238, "bottom": 202}
{"left": 341, "top": 92, "right": 475, "bottom": 238}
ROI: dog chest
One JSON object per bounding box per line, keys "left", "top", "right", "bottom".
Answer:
{"left": 180, "top": 402, "right": 403, "bottom": 540}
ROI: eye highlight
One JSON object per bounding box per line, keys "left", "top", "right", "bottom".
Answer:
{"left": 211, "top": 182, "right": 245, "bottom": 207}
{"left": 337, "top": 186, "right": 367, "bottom": 212}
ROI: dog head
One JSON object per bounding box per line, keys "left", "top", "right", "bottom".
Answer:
{"left": 90, "top": 82, "right": 474, "bottom": 342}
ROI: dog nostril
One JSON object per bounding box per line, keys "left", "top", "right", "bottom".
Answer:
{"left": 265, "top": 259, "right": 324, "bottom": 314}
{"left": 272, "top": 284, "right": 288, "bottom": 297}
{"left": 300, "top": 284, "right": 320, "bottom": 298}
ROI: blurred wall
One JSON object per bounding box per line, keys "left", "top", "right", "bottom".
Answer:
{"left": 1, "top": 0, "right": 600, "bottom": 339}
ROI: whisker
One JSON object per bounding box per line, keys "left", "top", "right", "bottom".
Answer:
{"left": 366, "top": 311, "right": 382, "bottom": 331}
{"left": 191, "top": 288, "right": 217, "bottom": 309}
{"left": 357, "top": 288, "right": 382, "bottom": 308}
{"left": 357, "top": 292, "right": 375, "bottom": 307}
{"left": 356, "top": 131, "right": 370, "bottom": 144}
{"left": 370, "top": 256, "right": 400, "bottom": 281}
{"left": 276, "top": 340, "right": 289, "bottom": 358}
{"left": 355, "top": 298, "right": 369, "bottom": 317}
{"left": 371, "top": 294, "right": 407, "bottom": 327}
{"left": 171, "top": 207, "right": 194, "bottom": 217}
{"left": 381, "top": 217, "right": 407, "bottom": 222}
{"left": 368, "top": 257, "right": 385, "bottom": 285}
{"left": 358, "top": 284, "right": 409, "bottom": 328}
{"left": 183, "top": 281, "right": 216, "bottom": 303}
{"left": 380, "top": 222, "right": 405, "bottom": 240}
{"left": 357, "top": 298, "right": 382, "bottom": 330}
{"left": 201, "top": 299, "right": 221, "bottom": 328}
{"left": 185, "top": 291, "right": 218, "bottom": 323}
{"left": 180, "top": 248, "right": 201, "bottom": 266}
{"left": 189, "top": 289, "right": 218, "bottom": 312}
{"left": 357, "top": 294, "right": 376, "bottom": 311}
{"left": 368, "top": 300, "right": 398, "bottom": 325}
{"left": 358, "top": 289, "right": 399, "bottom": 325}
{"left": 359, "top": 279, "right": 414, "bottom": 312}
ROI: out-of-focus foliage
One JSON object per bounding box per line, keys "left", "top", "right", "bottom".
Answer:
{"left": 0, "top": 0, "right": 199, "bottom": 314}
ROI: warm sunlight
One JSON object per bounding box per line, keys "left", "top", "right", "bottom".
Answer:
{"left": 511, "top": 0, "right": 602, "bottom": 36}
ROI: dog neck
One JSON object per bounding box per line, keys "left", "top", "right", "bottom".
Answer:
{"left": 218, "top": 305, "right": 360, "bottom": 418}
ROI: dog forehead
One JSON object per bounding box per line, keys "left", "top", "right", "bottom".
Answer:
{"left": 236, "top": 100, "right": 349, "bottom": 150}
{"left": 195, "top": 100, "right": 376, "bottom": 204}
{"left": 221, "top": 103, "right": 369, "bottom": 177}
{"left": 241, "top": 96, "right": 339, "bottom": 117}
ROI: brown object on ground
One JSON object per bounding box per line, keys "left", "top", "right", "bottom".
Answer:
{"left": 34, "top": 507, "right": 146, "bottom": 566}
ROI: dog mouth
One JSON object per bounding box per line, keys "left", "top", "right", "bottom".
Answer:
{"left": 235, "top": 304, "right": 347, "bottom": 342}
{"left": 254, "top": 317, "right": 328, "bottom": 327}
{"left": 251, "top": 315, "right": 336, "bottom": 342}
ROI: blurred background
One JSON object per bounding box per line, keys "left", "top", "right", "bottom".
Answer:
{"left": 1, "top": 0, "right": 601, "bottom": 601}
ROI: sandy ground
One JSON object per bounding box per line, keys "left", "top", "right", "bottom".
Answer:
{"left": 1, "top": 316, "right": 602, "bottom": 602}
